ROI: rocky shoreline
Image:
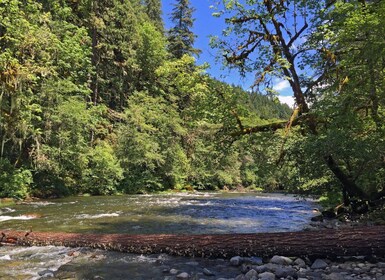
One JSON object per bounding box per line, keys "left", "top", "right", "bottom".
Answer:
{"left": 150, "top": 216, "right": 385, "bottom": 280}
{"left": 193, "top": 254, "right": 385, "bottom": 280}
{"left": 47, "top": 250, "right": 385, "bottom": 280}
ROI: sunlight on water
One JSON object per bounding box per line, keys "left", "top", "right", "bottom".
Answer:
{"left": 0, "top": 246, "right": 73, "bottom": 280}
{"left": 0, "top": 215, "right": 37, "bottom": 222}
{"left": 0, "top": 193, "right": 317, "bottom": 234}
{"left": 0, "top": 193, "right": 318, "bottom": 279}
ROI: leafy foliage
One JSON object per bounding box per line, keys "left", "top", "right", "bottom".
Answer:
{"left": 0, "top": 0, "right": 375, "bottom": 219}
{"left": 0, "top": 159, "right": 32, "bottom": 199}
{"left": 211, "top": 0, "right": 385, "bottom": 208}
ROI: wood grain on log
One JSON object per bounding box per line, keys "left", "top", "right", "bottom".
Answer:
{"left": 1, "top": 226, "right": 385, "bottom": 258}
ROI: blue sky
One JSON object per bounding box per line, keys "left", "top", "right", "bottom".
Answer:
{"left": 161, "top": 0, "right": 295, "bottom": 107}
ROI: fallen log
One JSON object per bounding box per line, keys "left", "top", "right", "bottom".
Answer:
{"left": 1, "top": 226, "right": 385, "bottom": 258}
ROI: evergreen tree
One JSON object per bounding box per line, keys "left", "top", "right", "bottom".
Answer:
{"left": 143, "top": 0, "right": 164, "bottom": 33}
{"left": 0, "top": 0, "right": 297, "bottom": 198}
{"left": 167, "top": 0, "right": 201, "bottom": 59}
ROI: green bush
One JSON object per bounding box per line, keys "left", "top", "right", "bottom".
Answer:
{"left": 82, "top": 143, "right": 123, "bottom": 195}
{"left": 0, "top": 159, "right": 32, "bottom": 199}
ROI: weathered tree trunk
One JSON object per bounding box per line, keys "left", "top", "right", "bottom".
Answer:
{"left": 2, "top": 226, "right": 385, "bottom": 258}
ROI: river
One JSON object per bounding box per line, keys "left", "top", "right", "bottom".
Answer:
{"left": 0, "top": 192, "right": 317, "bottom": 279}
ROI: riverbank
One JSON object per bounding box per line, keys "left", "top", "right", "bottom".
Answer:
{"left": 306, "top": 206, "right": 385, "bottom": 231}
{"left": 1, "top": 193, "right": 383, "bottom": 279}
{"left": 2, "top": 245, "right": 384, "bottom": 280}
{"left": 158, "top": 254, "right": 385, "bottom": 280}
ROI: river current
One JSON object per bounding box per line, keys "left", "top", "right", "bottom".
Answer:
{"left": 0, "top": 192, "right": 317, "bottom": 279}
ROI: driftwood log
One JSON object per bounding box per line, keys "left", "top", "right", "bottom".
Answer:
{"left": 1, "top": 226, "right": 385, "bottom": 258}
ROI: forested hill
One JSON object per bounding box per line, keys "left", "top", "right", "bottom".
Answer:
{"left": 0, "top": 0, "right": 291, "bottom": 198}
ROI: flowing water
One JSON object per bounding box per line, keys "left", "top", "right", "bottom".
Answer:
{"left": 0, "top": 192, "right": 318, "bottom": 279}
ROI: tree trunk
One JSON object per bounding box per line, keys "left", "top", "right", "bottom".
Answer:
{"left": 2, "top": 226, "right": 385, "bottom": 258}
{"left": 324, "top": 155, "right": 368, "bottom": 202}
{"left": 91, "top": 26, "right": 99, "bottom": 107}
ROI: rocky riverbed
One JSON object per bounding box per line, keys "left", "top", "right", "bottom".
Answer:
{"left": 37, "top": 250, "right": 385, "bottom": 280}
{"left": 217, "top": 255, "right": 385, "bottom": 280}
{"left": 2, "top": 229, "right": 385, "bottom": 280}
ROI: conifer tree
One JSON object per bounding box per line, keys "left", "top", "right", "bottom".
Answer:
{"left": 143, "top": 0, "right": 164, "bottom": 33}
{"left": 167, "top": 0, "right": 200, "bottom": 59}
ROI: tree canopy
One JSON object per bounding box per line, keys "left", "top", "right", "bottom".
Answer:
{"left": 1, "top": 0, "right": 383, "bottom": 214}
{"left": 0, "top": 0, "right": 290, "bottom": 198}
{"left": 212, "top": 0, "right": 385, "bottom": 207}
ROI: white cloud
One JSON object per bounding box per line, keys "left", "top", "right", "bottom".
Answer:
{"left": 278, "top": 95, "right": 295, "bottom": 108}
{"left": 273, "top": 80, "right": 290, "bottom": 91}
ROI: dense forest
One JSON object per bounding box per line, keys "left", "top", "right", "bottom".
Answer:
{"left": 0, "top": 0, "right": 291, "bottom": 198}
{"left": 0, "top": 0, "right": 384, "bottom": 212}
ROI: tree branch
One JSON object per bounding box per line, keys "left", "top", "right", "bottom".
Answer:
{"left": 287, "top": 22, "right": 308, "bottom": 49}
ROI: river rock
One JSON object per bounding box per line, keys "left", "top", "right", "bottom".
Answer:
{"left": 258, "top": 272, "right": 275, "bottom": 280}
{"left": 241, "top": 264, "right": 253, "bottom": 273}
{"left": 38, "top": 270, "right": 55, "bottom": 277}
{"left": 235, "top": 274, "right": 247, "bottom": 280}
{"left": 170, "top": 268, "right": 179, "bottom": 274}
{"left": 176, "top": 272, "right": 190, "bottom": 279}
{"left": 244, "top": 257, "right": 263, "bottom": 265}
{"left": 203, "top": 268, "right": 215, "bottom": 276}
{"left": 274, "top": 266, "right": 298, "bottom": 278}
{"left": 311, "top": 259, "right": 328, "bottom": 269}
{"left": 270, "top": 255, "right": 293, "bottom": 265}
{"left": 311, "top": 214, "right": 324, "bottom": 222}
{"left": 255, "top": 265, "right": 269, "bottom": 274}
{"left": 324, "top": 272, "right": 346, "bottom": 280}
{"left": 255, "top": 263, "right": 278, "bottom": 274}
{"left": 304, "top": 270, "right": 324, "bottom": 279}
{"left": 230, "top": 256, "right": 243, "bottom": 266}
{"left": 293, "top": 257, "right": 307, "bottom": 268}
{"left": 245, "top": 269, "right": 258, "bottom": 279}
{"left": 378, "top": 262, "right": 385, "bottom": 268}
